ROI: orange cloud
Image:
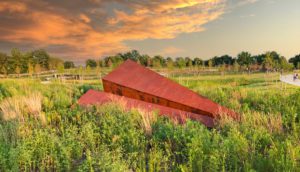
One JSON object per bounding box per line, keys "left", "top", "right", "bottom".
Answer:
{"left": 0, "top": 0, "right": 227, "bottom": 61}
{"left": 79, "top": 14, "right": 91, "bottom": 23}
{"left": 0, "top": 1, "right": 27, "bottom": 13}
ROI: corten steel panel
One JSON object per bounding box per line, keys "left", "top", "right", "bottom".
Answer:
{"left": 102, "top": 59, "right": 237, "bottom": 119}
{"left": 103, "top": 80, "right": 212, "bottom": 116}
{"left": 78, "top": 89, "right": 215, "bottom": 127}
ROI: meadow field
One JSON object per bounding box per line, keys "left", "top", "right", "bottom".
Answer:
{"left": 0, "top": 72, "right": 299, "bottom": 171}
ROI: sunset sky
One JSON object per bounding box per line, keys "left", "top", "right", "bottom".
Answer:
{"left": 0, "top": 0, "right": 299, "bottom": 63}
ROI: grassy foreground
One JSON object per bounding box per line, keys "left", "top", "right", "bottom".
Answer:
{"left": 0, "top": 73, "right": 299, "bottom": 171}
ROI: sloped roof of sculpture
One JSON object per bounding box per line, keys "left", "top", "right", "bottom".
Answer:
{"left": 102, "top": 59, "right": 236, "bottom": 118}
{"left": 78, "top": 90, "right": 214, "bottom": 127}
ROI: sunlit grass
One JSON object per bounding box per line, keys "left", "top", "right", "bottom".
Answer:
{"left": 0, "top": 72, "right": 299, "bottom": 171}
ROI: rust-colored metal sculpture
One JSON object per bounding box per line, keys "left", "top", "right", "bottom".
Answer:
{"left": 78, "top": 59, "right": 238, "bottom": 127}
{"left": 102, "top": 59, "right": 237, "bottom": 119}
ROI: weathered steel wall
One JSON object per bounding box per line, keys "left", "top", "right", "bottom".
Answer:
{"left": 103, "top": 79, "right": 215, "bottom": 117}
{"left": 102, "top": 60, "right": 238, "bottom": 120}
{"left": 78, "top": 89, "right": 215, "bottom": 127}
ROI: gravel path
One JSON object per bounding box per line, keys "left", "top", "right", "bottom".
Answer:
{"left": 280, "top": 74, "right": 300, "bottom": 86}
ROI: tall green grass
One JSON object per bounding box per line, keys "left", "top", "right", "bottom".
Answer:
{"left": 0, "top": 73, "right": 299, "bottom": 171}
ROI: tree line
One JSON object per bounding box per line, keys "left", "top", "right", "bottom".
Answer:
{"left": 0, "top": 48, "right": 63, "bottom": 75}
{"left": 1, "top": 48, "right": 300, "bottom": 74}
{"left": 94, "top": 50, "right": 297, "bottom": 72}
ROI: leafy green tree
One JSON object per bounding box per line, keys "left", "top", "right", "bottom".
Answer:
{"left": 166, "top": 57, "right": 174, "bottom": 69}
{"left": 130, "top": 50, "right": 141, "bottom": 62}
{"left": 10, "top": 48, "right": 23, "bottom": 74}
{"left": 289, "top": 54, "right": 300, "bottom": 68}
{"left": 119, "top": 50, "right": 140, "bottom": 62}
{"left": 86, "top": 59, "right": 97, "bottom": 68}
{"left": 267, "top": 51, "right": 281, "bottom": 70}
{"left": 212, "top": 55, "right": 233, "bottom": 66}
{"left": 152, "top": 55, "right": 164, "bottom": 68}
{"left": 185, "top": 57, "right": 193, "bottom": 67}
{"left": 268, "top": 51, "right": 280, "bottom": 61}
{"left": 278, "top": 56, "right": 292, "bottom": 70}
{"left": 64, "top": 61, "right": 75, "bottom": 69}
{"left": 0, "top": 52, "right": 9, "bottom": 74}
{"left": 108, "top": 55, "right": 123, "bottom": 67}
{"left": 193, "top": 58, "right": 203, "bottom": 67}
{"left": 32, "top": 49, "right": 50, "bottom": 70}
{"left": 237, "top": 52, "right": 253, "bottom": 67}
{"left": 175, "top": 57, "right": 186, "bottom": 68}
{"left": 138, "top": 55, "right": 149, "bottom": 66}
{"left": 221, "top": 55, "right": 234, "bottom": 65}
{"left": 19, "top": 51, "right": 32, "bottom": 73}
{"left": 252, "top": 51, "right": 290, "bottom": 71}
{"left": 99, "top": 59, "right": 106, "bottom": 67}
{"left": 23, "top": 51, "right": 34, "bottom": 73}
{"left": 49, "top": 57, "right": 64, "bottom": 70}
{"left": 253, "top": 54, "right": 265, "bottom": 65}
{"left": 262, "top": 52, "right": 275, "bottom": 71}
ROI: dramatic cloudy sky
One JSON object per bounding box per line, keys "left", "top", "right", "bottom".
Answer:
{"left": 0, "top": 0, "right": 299, "bottom": 62}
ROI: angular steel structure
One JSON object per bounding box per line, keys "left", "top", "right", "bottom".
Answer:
{"left": 78, "top": 59, "right": 237, "bottom": 127}
{"left": 102, "top": 59, "right": 237, "bottom": 119}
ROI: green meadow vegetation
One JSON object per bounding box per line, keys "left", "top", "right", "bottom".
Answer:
{"left": 0, "top": 72, "right": 299, "bottom": 171}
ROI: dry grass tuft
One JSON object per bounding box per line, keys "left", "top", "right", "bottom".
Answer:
{"left": 24, "top": 92, "right": 42, "bottom": 115}
{"left": 108, "top": 94, "right": 127, "bottom": 111}
{"left": 242, "top": 112, "right": 283, "bottom": 134}
{"left": 23, "top": 92, "right": 46, "bottom": 124}
{"left": 0, "top": 92, "right": 46, "bottom": 125}
{"left": 0, "top": 96, "right": 24, "bottom": 121}
{"left": 217, "top": 112, "right": 236, "bottom": 128}
{"left": 178, "top": 112, "right": 188, "bottom": 124}
{"left": 135, "top": 108, "right": 157, "bottom": 136}
{"left": 217, "top": 111, "right": 283, "bottom": 134}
